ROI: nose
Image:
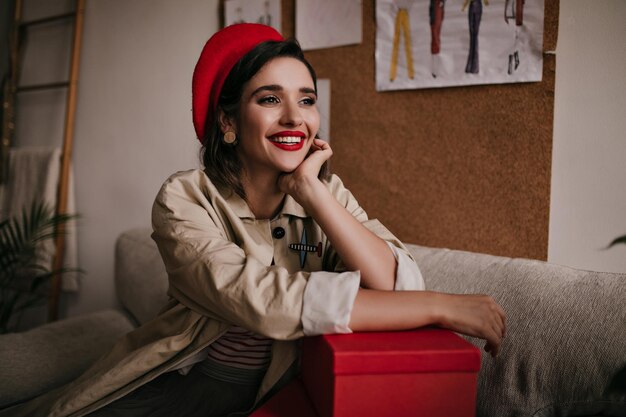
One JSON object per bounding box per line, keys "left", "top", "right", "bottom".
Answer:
{"left": 280, "top": 101, "right": 303, "bottom": 127}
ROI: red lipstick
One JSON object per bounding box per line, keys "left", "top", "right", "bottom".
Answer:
{"left": 271, "top": 130, "right": 305, "bottom": 137}
{"left": 270, "top": 141, "right": 305, "bottom": 151}
{"left": 267, "top": 131, "right": 306, "bottom": 151}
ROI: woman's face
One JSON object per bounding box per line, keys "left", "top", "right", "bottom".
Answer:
{"left": 233, "top": 57, "right": 320, "bottom": 178}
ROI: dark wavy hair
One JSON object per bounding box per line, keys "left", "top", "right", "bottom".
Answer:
{"left": 200, "top": 39, "right": 329, "bottom": 200}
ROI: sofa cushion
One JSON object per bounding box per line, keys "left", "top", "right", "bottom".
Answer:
{"left": 115, "top": 228, "right": 169, "bottom": 325}
{"left": 407, "top": 244, "right": 626, "bottom": 417}
{"left": 0, "top": 309, "right": 133, "bottom": 409}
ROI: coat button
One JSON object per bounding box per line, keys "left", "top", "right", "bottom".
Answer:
{"left": 272, "top": 227, "right": 285, "bottom": 239}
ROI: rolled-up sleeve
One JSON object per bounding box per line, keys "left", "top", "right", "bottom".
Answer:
{"left": 301, "top": 271, "right": 360, "bottom": 336}
{"left": 387, "top": 242, "right": 426, "bottom": 291}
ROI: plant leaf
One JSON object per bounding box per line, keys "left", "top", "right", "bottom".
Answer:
{"left": 607, "top": 235, "right": 626, "bottom": 249}
{"left": 0, "top": 200, "right": 81, "bottom": 332}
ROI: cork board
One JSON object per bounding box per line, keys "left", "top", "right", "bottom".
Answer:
{"left": 278, "top": 0, "right": 559, "bottom": 260}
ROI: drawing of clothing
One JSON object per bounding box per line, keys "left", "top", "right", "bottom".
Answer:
{"left": 258, "top": 1, "right": 271, "bottom": 26}
{"left": 505, "top": 0, "right": 523, "bottom": 74}
{"left": 258, "top": 14, "right": 271, "bottom": 26}
{"left": 390, "top": 8, "right": 415, "bottom": 81}
{"left": 429, "top": 0, "right": 445, "bottom": 54}
{"left": 505, "top": 0, "right": 524, "bottom": 26}
{"left": 465, "top": 0, "right": 482, "bottom": 74}
{"left": 516, "top": 0, "right": 524, "bottom": 25}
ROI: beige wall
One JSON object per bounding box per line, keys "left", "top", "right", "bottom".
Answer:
{"left": 549, "top": 0, "right": 626, "bottom": 273}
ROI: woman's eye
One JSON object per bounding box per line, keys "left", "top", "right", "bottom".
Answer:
{"left": 301, "top": 97, "right": 316, "bottom": 106}
{"left": 258, "top": 96, "right": 279, "bottom": 104}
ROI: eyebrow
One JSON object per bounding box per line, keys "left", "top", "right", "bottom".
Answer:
{"left": 250, "top": 84, "right": 317, "bottom": 97}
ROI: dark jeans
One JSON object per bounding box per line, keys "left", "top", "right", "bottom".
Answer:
{"left": 87, "top": 367, "right": 259, "bottom": 417}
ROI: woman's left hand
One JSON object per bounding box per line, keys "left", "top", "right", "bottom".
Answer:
{"left": 277, "top": 138, "right": 332, "bottom": 200}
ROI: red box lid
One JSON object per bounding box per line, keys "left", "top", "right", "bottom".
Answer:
{"left": 306, "top": 328, "right": 480, "bottom": 375}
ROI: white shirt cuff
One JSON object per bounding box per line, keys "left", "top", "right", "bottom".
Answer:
{"left": 302, "top": 270, "right": 360, "bottom": 336}
{"left": 387, "top": 242, "right": 426, "bottom": 291}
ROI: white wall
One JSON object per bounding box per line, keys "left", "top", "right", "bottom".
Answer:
{"left": 549, "top": 0, "right": 626, "bottom": 273}
{"left": 64, "top": 0, "right": 219, "bottom": 316}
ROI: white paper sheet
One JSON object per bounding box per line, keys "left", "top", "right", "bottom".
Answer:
{"left": 296, "top": 0, "right": 362, "bottom": 51}
{"left": 376, "top": 0, "right": 544, "bottom": 91}
{"left": 224, "top": 0, "right": 282, "bottom": 33}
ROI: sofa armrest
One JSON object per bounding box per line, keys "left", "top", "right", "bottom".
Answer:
{"left": 0, "top": 309, "right": 133, "bottom": 408}
{"left": 406, "top": 244, "right": 626, "bottom": 417}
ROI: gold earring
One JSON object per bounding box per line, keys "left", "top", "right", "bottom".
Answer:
{"left": 223, "top": 131, "right": 237, "bottom": 145}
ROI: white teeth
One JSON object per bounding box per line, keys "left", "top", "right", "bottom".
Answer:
{"left": 270, "top": 136, "right": 302, "bottom": 144}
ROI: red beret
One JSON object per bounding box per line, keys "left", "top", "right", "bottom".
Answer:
{"left": 192, "top": 23, "right": 284, "bottom": 142}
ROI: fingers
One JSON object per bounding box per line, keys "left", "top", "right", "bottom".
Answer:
{"left": 316, "top": 138, "right": 329, "bottom": 146}
{"left": 277, "top": 139, "right": 332, "bottom": 196}
{"left": 304, "top": 139, "right": 333, "bottom": 167}
{"left": 469, "top": 295, "right": 505, "bottom": 358}
{"left": 485, "top": 298, "right": 506, "bottom": 357}
{"left": 310, "top": 138, "right": 332, "bottom": 153}
{"left": 492, "top": 300, "right": 506, "bottom": 338}
{"left": 439, "top": 293, "right": 506, "bottom": 358}
{"left": 484, "top": 325, "right": 502, "bottom": 358}
{"left": 491, "top": 301, "right": 506, "bottom": 338}
{"left": 498, "top": 305, "right": 506, "bottom": 337}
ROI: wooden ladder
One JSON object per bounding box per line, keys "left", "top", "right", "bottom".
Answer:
{"left": 2, "top": 0, "right": 86, "bottom": 322}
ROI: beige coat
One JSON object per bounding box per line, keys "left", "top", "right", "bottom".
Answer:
{"left": 4, "top": 169, "right": 420, "bottom": 417}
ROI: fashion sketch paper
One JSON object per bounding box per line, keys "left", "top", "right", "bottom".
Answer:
{"left": 296, "top": 0, "right": 363, "bottom": 51}
{"left": 225, "top": 0, "right": 282, "bottom": 33}
{"left": 376, "top": 0, "right": 544, "bottom": 91}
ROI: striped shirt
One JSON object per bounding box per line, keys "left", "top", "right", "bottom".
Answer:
{"left": 197, "top": 325, "right": 272, "bottom": 384}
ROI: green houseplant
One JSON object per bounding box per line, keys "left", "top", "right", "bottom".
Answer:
{"left": 0, "top": 201, "right": 77, "bottom": 333}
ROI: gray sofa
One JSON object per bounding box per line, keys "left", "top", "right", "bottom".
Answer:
{"left": 1, "top": 228, "right": 625, "bottom": 416}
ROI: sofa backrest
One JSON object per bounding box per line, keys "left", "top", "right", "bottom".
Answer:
{"left": 113, "top": 228, "right": 626, "bottom": 416}
{"left": 115, "top": 228, "right": 169, "bottom": 325}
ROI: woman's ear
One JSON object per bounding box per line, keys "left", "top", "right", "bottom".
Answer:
{"left": 218, "top": 109, "right": 236, "bottom": 134}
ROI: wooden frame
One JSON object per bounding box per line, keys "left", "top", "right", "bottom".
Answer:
{"left": 48, "top": 0, "right": 85, "bottom": 322}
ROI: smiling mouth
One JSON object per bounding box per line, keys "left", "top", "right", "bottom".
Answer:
{"left": 268, "top": 136, "right": 305, "bottom": 151}
{"left": 269, "top": 136, "right": 302, "bottom": 144}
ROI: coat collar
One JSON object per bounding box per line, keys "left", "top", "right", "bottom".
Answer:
{"left": 217, "top": 185, "right": 308, "bottom": 220}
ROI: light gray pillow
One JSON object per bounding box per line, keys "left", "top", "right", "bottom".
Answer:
{"left": 115, "top": 228, "right": 169, "bottom": 325}
{"left": 0, "top": 310, "right": 133, "bottom": 408}
{"left": 407, "top": 244, "right": 626, "bottom": 417}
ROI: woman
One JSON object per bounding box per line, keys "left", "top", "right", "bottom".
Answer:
{"left": 4, "top": 23, "right": 505, "bottom": 417}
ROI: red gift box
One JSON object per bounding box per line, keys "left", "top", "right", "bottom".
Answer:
{"left": 301, "top": 328, "right": 481, "bottom": 417}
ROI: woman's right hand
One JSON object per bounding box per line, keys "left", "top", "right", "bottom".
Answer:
{"left": 277, "top": 138, "right": 332, "bottom": 203}
{"left": 436, "top": 293, "right": 506, "bottom": 357}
